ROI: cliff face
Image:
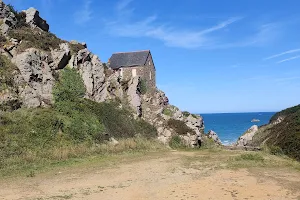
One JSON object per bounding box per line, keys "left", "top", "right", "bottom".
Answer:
{"left": 235, "top": 105, "right": 300, "bottom": 161}
{"left": 0, "top": 2, "right": 205, "bottom": 147}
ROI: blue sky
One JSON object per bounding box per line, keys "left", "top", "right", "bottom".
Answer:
{"left": 7, "top": 0, "right": 300, "bottom": 113}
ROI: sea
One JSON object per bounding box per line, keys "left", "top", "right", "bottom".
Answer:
{"left": 200, "top": 112, "right": 276, "bottom": 146}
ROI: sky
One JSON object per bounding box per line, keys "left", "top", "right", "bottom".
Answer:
{"left": 6, "top": 0, "right": 300, "bottom": 113}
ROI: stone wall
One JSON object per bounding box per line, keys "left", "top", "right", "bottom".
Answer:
{"left": 119, "top": 55, "right": 156, "bottom": 93}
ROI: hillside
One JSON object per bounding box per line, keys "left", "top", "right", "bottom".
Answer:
{"left": 236, "top": 105, "right": 300, "bottom": 161}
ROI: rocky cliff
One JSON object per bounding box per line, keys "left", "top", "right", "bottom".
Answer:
{"left": 0, "top": 1, "right": 207, "bottom": 147}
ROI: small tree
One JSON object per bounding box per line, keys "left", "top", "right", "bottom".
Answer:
{"left": 53, "top": 67, "right": 86, "bottom": 103}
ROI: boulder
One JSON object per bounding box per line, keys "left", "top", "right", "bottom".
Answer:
{"left": 207, "top": 130, "right": 222, "bottom": 145}
{"left": 24, "top": 7, "right": 49, "bottom": 32}
{"left": 236, "top": 125, "right": 259, "bottom": 146}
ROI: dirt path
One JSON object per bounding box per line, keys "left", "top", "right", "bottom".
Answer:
{"left": 1, "top": 150, "right": 300, "bottom": 200}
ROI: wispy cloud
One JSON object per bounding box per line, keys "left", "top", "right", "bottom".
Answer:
{"left": 277, "top": 55, "right": 300, "bottom": 63}
{"left": 104, "top": 0, "right": 282, "bottom": 49}
{"left": 116, "top": 0, "right": 133, "bottom": 11}
{"left": 74, "top": 0, "right": 93, "bottom": 25}
{"left": 264, "top": 48, "right": 300, "bottom": 60}
{"left": 104, "top": 0, "right": 279, "bottom": 49}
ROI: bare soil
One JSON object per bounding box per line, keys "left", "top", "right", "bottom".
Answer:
{"left": 0, "top": 150, "right": 300, "bottom": 200}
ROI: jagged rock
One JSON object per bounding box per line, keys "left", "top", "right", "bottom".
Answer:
{"left": 0, "top": 1, "right": 17, "bottom": 34}
{"left": 236, "top": 125, "right": 258, "bottom": 146}
{"left": 50, "top": 43, "right": 71, "bottom": 70}
{"left": 127, "top": 76, "right": 141, "bottom": 116}
{"left": 12, "top": 48, "right": 55, "bottom": 107}
{"left": 24, "top": 7, "right": 49, "bottom": 32}
{"left": 271, "top": 116, "right": 284, "bottom": 125}
{"left": 207, "top": 130, "right": 222, "bottom": 145}
{"left": 70, "top": 40, "right": 87, "bottom": 48}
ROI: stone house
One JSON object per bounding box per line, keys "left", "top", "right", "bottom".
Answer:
{"left": 108, "top": 50, "right": 156, "bottom": 92}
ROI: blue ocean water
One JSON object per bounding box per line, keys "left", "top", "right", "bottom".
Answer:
{"left": 201, "top": 112, "right": 275, "bottom": 145}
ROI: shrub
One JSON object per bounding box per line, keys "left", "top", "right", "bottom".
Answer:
{"left": 182, "top": 111, "right": 190, "bottom": 117}
{"left": 169, "top": 135, "right": 186, "bottom": 149}
{"left": 138, "top": 78, "right": 147, "bottom": 95}
{"left": 167, "top": 119, "right": 195, "bottom": 135}
{"left": 83, "top": 100, "right": 157, "bottom": 139}
{"left": 163, "top": 108, "right": 173, "bottom": 116}
{"left": 8, "top": 27, "right": 63, "bottom": 51}
{"left": 268, "top": 145, "right": 284, "bottom": 156}
{"left": 53, "top": 67, "right": 86, "bottom": 103}
{"left": 0, "top": 55, "right": 18, "bottom": 90}
{"left": 69, "top": 43, "right": 85, "bottom": 55}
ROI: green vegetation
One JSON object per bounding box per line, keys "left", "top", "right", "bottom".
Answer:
{"left": 251, "top": 105, "right": 300, "bottom": 161}
{"left": 0, "top": 55, "right": 18, "bottom": 90}
{"left": 8, "top": 26, "right": 63, "bottom": 51}
{"left": 167, "top": 119, "right": 195, "bottom": 135}
{"left": 169, "top": 135, "right": 186, "bottom": 149}
{"left": 138, "top": 78, "right": 147, "bottom": 95}
{"left": 0, "top": 66, "right": 159, "bottom": 176}
{"left": 270, "top": 104, "right": 300, "bottom": 123}
{"left": 235, "top": 153, "right": 264, "bottom": 161}
{"left": 182, "top": 111, "right": 190, "bottom": 117}
{"left": 266, "top": 109, "right": 300, "bottom": 161}
{"left": 69, "top": 43, "right": 85, "bottom": 55}
{"left": 7, "top": 4, "right": 28, "bottom": 28}
{"left": 163, "top": 108, "right": 174, "bottom": 116}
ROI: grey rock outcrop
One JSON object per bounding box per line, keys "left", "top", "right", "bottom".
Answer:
{"left": 50, "top": 43, "right": 71, "bottom": 70}
{"left": 207, "top": 130, "right": 222, "bottom": 145}
{"left": 24, "top": 7, "right": 49, "bottom": 32}
{"left": 0, "top": 1, "right": 17, "bottom": 34}
{"left": 12, "top": 48, "right": 55, "bottom": 107}
{"left": 236, "top": 125, "right": 258, "bottom": 146}
{"left": 127, "top": 77, "right": 142, "bottom": 116}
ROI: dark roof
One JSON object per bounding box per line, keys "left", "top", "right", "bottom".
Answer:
{"left": 109, "top": 50, "right": 150, "bottom": 69}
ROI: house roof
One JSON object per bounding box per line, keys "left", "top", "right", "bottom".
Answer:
{"left": 109, "top": 50, "right": 151, "bottom": 69}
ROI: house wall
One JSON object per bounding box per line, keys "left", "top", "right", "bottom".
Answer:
{"left": 120, "top": 55, "right": 156, "bottom": 93}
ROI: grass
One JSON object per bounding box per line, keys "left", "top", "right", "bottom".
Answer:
{"left": 169, "top": 135, "right": 186, "bottom": 149}
{"left": 0, "top": 66, "right": 159, "bottom": 177}
{"left": 0, "top": 136, "right": 166, "bottom": 178}
{"left": 8, "top": 26, "right": 63, "bottom": 52}
{"left": 270, "top": 104, "right": 300, "bottom": 123}
{"left": 163, "top": 108, "right": 174, "bottom": 116}
{"left": 167, "top": 119, "right": 195, "bottom": 135}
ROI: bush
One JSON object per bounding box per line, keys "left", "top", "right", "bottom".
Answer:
{"left": 182, "top": 111, "right": 190, "bottom": 117}
{"left": 138, "top": 78, "right": 147, "bottom": 95}
{"left": 167, "top": 119, "right": 195, "bottom": 135}
{"left": 84, "top": 100, "right": 157, "bottom": 139}
{"left": 163, "top": 108, "right": 173, "bottom": 116}
{"left": 69, "top": 43, "right": 85, "bottom": 55}
{"left": 169, "top": 135, "right": 186, "bottom": 149}
{"left": 53, "top": 67, "right": 86, "bottom": 103}
{"left": 0, "top": 55, "right": 18, "bottom": 90}
{"left": 8, "top": 27, "right": 63, "bottom": 51}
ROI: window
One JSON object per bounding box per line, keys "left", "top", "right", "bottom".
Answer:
{"left": 120, "top": 68, "right": 123, "bottom": 77}
{"left": 132, "top": 69, "right": 136, "bottom": 77}
{"left": 149, "top": 71, "right": 152, "bottom": 80}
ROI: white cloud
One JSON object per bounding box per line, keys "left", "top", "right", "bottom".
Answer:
{"left": 116, "top": 0, "right": 133, "bottom": 11}
{"left": 277, "top": 55, "right": 300, "bottom": 63}
{"left": 105, "top": 0, "right": 279, "bottom": 49}
{"left": 264, "top": 48, "right": 300, "bottom": 60}
{"left": 74, "top": 0, "right": 93, "bottom": 25}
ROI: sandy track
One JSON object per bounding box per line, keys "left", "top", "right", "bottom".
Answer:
{"left": 0, "top": 151, "right": 300, "bottom": 200}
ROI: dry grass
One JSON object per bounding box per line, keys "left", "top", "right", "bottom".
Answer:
{"left": 0, "top": 137, "right": 166, "bottom": 178}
